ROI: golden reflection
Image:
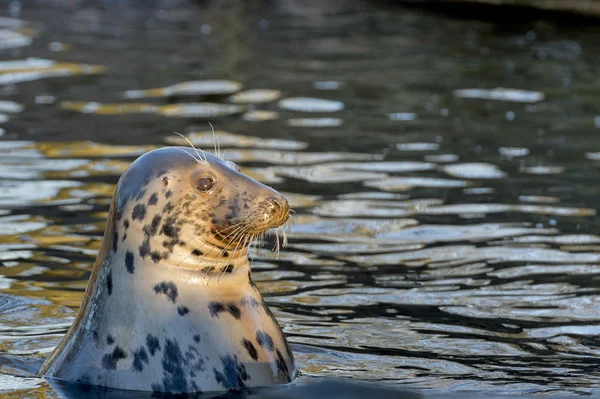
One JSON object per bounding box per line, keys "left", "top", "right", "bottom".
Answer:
{"left": 60, "top": 101, "right": 158, "bottom": 114}
{"left": 0, "top": 60, "right": 105, "bottom": 85}
{"left": 37, "top": 141, "right": 155, "bottom": 158}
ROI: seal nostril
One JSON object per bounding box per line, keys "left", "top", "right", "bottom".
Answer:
{"left": 267, "top": 198, "right": 281, "bottom": 213}
{"left": 267, "top": 197, "right": 290, "bottom": 217}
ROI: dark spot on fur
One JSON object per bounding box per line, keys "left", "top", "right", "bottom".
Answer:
{"left": 132, "top": 204, "right": 146, "bottom": 221}
{"left": 154, "top": 281, "right": 178, "bottom": 303}
{"left": 193, "top": 335, "right": 201, "bottom": 344}
{"left": 123, "top": 219, "right": 129, "bottom": 230}
{"left": 133, "top": 347, "right": 149, "bottom": 372}
{"left": 222, "top": 250, "right": 229, "bottom": 258}
{"left": 242, "top": 339, "right": 258, "bottom": 361}
{"left": 209, "top": 302, "right": 240, "bottom": 319}
{"left": 148, "top": 192, "right": 158, "bottom": 206}
{"left": 143, "top": 215, "right": 162, "bottom": 237}
{"left": 240, "top": 297, "right": 259, "bottom": 309}
{"left": 151, "top": 251, "right": 164, "bottom": 263}
{"left": 227, "top": 304, "right": 241, "bottom": 319}
{"left": 191, "top": 249, "right": 203, "bottom": 257}
{"left": 160, "top": 216, "right": 180, "bottom": 238}
{"left": 146, "top": 334, "right": 161, "bottom": 356}
{"left": 163, "top": 202, "right": 174, "bottom": 213}
{"left": 160, "top": 339, "right": 187, "bottom": 392}
{"left": 162, "top": 238, "right": 179, "bottom": 252}
{"left": 202, "top": 266, "right": 215, "bottom": 273}
{"left": 222, "top": 264, "right": 235, "bottom": 273}
{"left": 209, "top": 302, "right": 225, "bottom": 317}
{"left": 213, "top": 355, "right": 249, "bottom": 389}
{"left": 106, "top": 270, "right": 112, "bottom": 295}
{"left": 139, "top": 239, "right": 150, "bottom": 258}
{"left": 101, "top": 346, "right": 127, "bottom": 370}
{"left": 185, "top": 346, "right": 205, "bottom": 378}
{"left": 275, "top": 349, "right": 290, "bottom": 377}
{"left": 125, "top": 250, "right": 135, "bottom": 274}
{"left": 135, "top": 189, "right": 147, "bottom": 201}
{"left": 107, "top": 335, "right": 115, "bottom": 345}
{"left": 92, "top": 330, "right": 99, "bottom": 342}
{"left": 162, "top": 176, "right": 169, "bottom": 186}
{"left": 115, "top": 208, "right": 123, "bottom": 222}
{"left": 166, "top": 190, "right": 172, "bottom": 198}
{"left": 112, "top": 231, "right": 119, "bottom": 252}
{"left": 256, "top": 331, "right": 274, "bottom": 351}
{"left": 177, "top": 306, "right": 189, "bottom": 316}
{"left": 122, "top": 233, "right": 127, "bottom": 242}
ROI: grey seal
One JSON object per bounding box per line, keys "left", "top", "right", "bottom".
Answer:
{"left": 39, "top": 147, "right": 296, "bottom": 393}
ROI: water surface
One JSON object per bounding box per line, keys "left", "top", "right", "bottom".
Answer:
{"left": 1, "top": 1, "right": 600, "bottom": 397}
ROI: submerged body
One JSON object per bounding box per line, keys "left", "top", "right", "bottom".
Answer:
{"left": 40, "top": 147, "right": 296, "bottom": 393}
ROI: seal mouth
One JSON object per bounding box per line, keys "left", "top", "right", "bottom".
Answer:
{"left": 212, "top": 224, "right": 277, "bottom": 248}
{"left": 211, "top": 196, "right": 290, "bottom": 249}
{"left": 212, "top": 228, "right": 252, "bottom": 248}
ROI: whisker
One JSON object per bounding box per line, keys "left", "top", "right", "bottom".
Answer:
{"left": 174, "top": 132, "right": 206, "bottom": 164}
{"left": 208, "top": 122, "right": 221, "bottom": 159}
{"left": 175, "top": 147, "right": 202, "bottom": 165}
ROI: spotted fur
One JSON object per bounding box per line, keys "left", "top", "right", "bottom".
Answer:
{"left": 40, "top": 147, "right": 296, "bottom": 393}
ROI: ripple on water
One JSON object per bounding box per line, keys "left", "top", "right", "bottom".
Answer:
{"left": 157, "top": 103, "right": 246, "bottom": 118}
{"left": 166, "top": 130, "right": 307, "bottom": 150}
{"left": 37, "top": 141, "right": 155, "bottom": 158}
{"left": 4, "top": 4, "right": 600, "bottom": 396}
{"left": 0, "top": 58, "right": 105, "bottom": 85}
{"left": 453, "top": 88, "right": 545, "bottom": 103}
{"left": 228, "top": 89, "right": 281, "bottom": 104}
{"left": 443, "top": 163, "right": 506, "bottom": 179}
{"left": 395, "top": 142, "right": 440, "bottom": 152}
{"left": 314, "top": 200, "right": 595, "bottom": 218}
{"left": 122, "top": 79, "right": 242, "bottom": 98}
{"left": 223, "top": 149, "right": 382, "bottom": 165}
{"left": 0, "top": 101, "right": 23, "bottom": 113}
{"left": 0, "top": 29, "right": 34, "bottom": 50}
{"left": 0, "top": 157, "right": 88, "bottom": 179}
{"left": 60, "top": 101, "right": 247, "bottom": 118}
{"left": 0, "top": 180, "right": 82, "bottom": 208}
{"left": 287, "top": 117, "right": 343, "bottom": 127}
{"left": 499, "top": 147, "right": 530, "bottom": 158}
{"left": 278, "top": 97, "right": 344, "bottom": 112}
{"left": 242, "top": 110, "right": 279, "bottom": 121}
{"left": 0, "top": 215, "right": 48, "bottom": 236}
{"left": 274, "top": 161, "right": 434, "bottom": 184}
{"left": 364, "top": 176, "right": 469, "bottom": 191}
{"left": 424, "top": 153, "right": 459, "bottom": 163}
{"left": 520, "top": 165, "right": 565, "bottom": 175}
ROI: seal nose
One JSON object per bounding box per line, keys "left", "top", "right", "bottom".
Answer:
{"left": 267, "top": 196, "right": 290, "bottom": 226}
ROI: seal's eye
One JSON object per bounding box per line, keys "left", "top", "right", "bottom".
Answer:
{"left": 196, "top": 177, "right": 215, "bottom": 192}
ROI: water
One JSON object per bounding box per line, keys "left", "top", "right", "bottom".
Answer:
{"left": 1, "top": 0, "right": 600, "bottom": 397}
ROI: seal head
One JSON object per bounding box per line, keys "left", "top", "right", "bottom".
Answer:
{"left": 40, "top": 147, "right": 296, "bottom": 393}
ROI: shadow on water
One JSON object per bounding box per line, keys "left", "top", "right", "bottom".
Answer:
{"left": 1, "top": 0, "right": 600, "bottom": 397}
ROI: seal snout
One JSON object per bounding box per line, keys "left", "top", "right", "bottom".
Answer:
{"left": 266, "top": 196, "right": 290, "bottom": 228}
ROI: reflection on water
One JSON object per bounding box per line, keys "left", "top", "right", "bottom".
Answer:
{"left": 2, "top": 1, "right": 600, "bottom": 397}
